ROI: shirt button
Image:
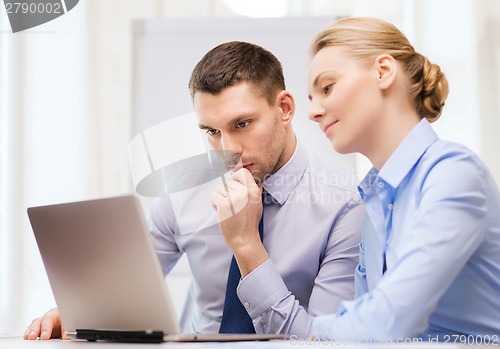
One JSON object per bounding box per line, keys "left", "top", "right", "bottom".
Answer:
{"left": 378, "top": 182, "right": 384, "bottom": 188}
{"left": 244, "top": 302, "right": 251, "bottom": 309}
{"left": 388, "top": 204, "right": 394, "bottom": 210}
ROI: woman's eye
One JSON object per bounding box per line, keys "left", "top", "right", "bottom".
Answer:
{"left": 323, "top": 84, "right": 333, "bottom": 94}
{"left": 235, "top": 121, "right": 249, "bottom": 129}
{"left": 206, "top": 129, "right": 220, "bottom": 136}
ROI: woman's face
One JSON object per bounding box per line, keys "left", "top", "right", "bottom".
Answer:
{"left": 307, "top": 46, "right": 383, "bottom": 155}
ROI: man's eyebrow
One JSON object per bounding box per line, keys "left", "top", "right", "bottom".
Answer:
{"left": 198, "top": 123, "right": 213, "bottom": 130}
{"left": 225, "top": 114, "right": 253, "bottom": 126}
{"left": 198, "top": 113, "right": 255, "bottom": 130}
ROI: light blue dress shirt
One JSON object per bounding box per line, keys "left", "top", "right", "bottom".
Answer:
{"left": 149, "top": 141, "right": 364, "bottom": 337}
{"left": 313, "top": 119, "right": 500, "bottom": 341}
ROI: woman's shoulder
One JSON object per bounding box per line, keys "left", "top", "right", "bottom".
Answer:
{"left": 421, "top": 138, "right": 487, "bottom": 174}
{"left": 412, "top": 138, "right": 490, "bottom": 198}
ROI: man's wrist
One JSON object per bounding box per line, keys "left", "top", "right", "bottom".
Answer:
{"left": 233, "top": 241, "right": 269, "bottom": 277}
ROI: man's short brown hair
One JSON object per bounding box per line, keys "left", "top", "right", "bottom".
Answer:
{"left": 189, "top": 41, "right": 286, "bottom": 106}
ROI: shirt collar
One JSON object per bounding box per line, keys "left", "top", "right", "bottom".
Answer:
{"left": 378, "top": 118, "right": 438, "bottom": 188}
{"left": 359, "top": 167, "right": 379, "bottom": 200}
{"left": 262, "top": 139, "right": 307, "bottom": 205}
{"left": 360, "top": 118, "right": 438, "bottom": 193}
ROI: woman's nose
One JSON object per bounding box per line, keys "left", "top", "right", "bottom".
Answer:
{"left": 308, "top": 101, "right": 325, "bottom": 123}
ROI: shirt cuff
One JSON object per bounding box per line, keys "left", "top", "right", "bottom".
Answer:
{"left": 237, "top": 259, "right": 290, "bottom": 319}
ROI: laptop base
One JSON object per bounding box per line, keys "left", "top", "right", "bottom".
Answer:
{"left": 71, "top": 329, "right": 287, "bottom": 343}
{"left": 75, "top": 329, "right": 164, "bottom": 343}
{"left": 164, "top": 333, "right": 288, "bottom": 342}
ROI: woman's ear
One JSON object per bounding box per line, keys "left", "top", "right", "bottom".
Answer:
{"left": 276, "top": 90, "right": 295, "bottom": 126}
{"left": 375, "top": 54, "right": 397, "bottom": 90}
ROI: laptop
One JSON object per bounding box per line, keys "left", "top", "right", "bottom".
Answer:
{"left": 27, "top": 195, "right": 286, "bottom": 343}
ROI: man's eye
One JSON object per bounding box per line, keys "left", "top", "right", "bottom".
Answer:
{"left": 235, "top": 121, "right": 249, "bottom": 129}
{"left": 205, "top": 129, "right": 220, "bottom": 136}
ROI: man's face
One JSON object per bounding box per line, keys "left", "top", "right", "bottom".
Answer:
{"left": 195, "top": 82, "right": 287, "bottom": 184}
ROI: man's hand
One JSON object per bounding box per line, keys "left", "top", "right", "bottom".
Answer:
{"left": 211, "top": 168, "right": 269, "bottom": 277}
{"left": 24, "top": 307, "right": 68, "bottom": 340}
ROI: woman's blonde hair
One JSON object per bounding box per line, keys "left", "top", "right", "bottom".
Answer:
{"left": 311, "top": 17, "right": 448, "bottom": 122}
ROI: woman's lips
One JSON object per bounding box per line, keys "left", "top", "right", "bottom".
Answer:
{"left": 323, "top": 120, "right": 338, "bottom": 134}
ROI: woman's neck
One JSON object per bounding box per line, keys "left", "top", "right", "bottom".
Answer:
{"left": 364, "top": 107, "right": 421, "bottom": 171}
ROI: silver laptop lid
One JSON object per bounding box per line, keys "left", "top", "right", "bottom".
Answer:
{"left": 27, "top": 195, "right": 180, "bottom": 336}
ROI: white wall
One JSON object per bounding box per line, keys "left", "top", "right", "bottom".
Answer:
{"left": 475, "top": 0, "right": 500, "bottom": 185}
{"left": 0, "top": 2, "right": 89, "bottom": 334}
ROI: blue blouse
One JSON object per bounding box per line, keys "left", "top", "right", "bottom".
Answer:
{"left": 313, "top": 118, "right": 500, "bottom": 342}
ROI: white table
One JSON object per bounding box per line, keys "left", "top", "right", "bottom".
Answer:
{"left": 0, "top": 336, "right": 494, "bottom": 349}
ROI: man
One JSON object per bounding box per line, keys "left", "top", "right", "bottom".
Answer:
{"left": 25, "top": 41, "right": 363, "bottom": 340}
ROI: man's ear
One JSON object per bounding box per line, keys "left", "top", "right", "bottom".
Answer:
{"left": 375, "top": 54, "right": 397, "bottom": 90}
{"left": 276, "top": 90, "right": 295, "bottom": 126}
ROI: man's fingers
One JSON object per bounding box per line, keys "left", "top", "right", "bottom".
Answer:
{"left": 221, "top": 177, "right": 236, "bottom": 216}
{"left": 230, "top": 169, "right": 262, "bottom": 200}
{"left": 213, "top": 179, "right": 244, "bottom": 214}
{"left": 231, "top": 168, "right": 256, "bottom": 187}
{"left": 211, "top": 191, "right": 225, "bottom": 209}
{"left": 40, "top": 315, "right": 58, "bottom": 339}
{"left": 61, "top": 323, "right": 70, "bottom": 340}
{"left": 24, "top": 308, "right": 63, "bottom": 340}
{"left": 211, "top": 191, "right": 235, "bottom": 222}
{"left": 24, "top": 318, "right": 41, "bottom": 340}
{"left": 214, "top": 178, "right": 244, "bottom": 196}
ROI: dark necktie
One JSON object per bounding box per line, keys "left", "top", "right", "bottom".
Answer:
{"left": 219, "top": 195, "right": 265, "bottom": 334}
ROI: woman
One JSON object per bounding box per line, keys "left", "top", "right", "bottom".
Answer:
{"left": 307, "top": 17, "right": 500, "bottom": 342}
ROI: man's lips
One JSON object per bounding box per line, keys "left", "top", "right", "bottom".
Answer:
{"left": 323, "top": 120, "right": 338, "bottom": 134}
{"left": 229, "top": 163, "right": 253, "bottom": 172}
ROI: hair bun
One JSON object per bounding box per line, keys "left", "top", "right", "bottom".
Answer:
{"left": 419, "top": 58, "right": 449, "bottom": 122}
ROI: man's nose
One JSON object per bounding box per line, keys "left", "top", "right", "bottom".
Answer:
{"left": 221, "top": 134, "right": 242, "bottom": 154}
{"left": 220, "top": 135, "right": 242, "bottom": 168}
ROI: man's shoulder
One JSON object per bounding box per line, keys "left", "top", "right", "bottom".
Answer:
{"left": 149, "top": 196, "right": 176, "bottom": 224}
{"left": 302, "top": 147, "right": 359, "bottom": 193}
